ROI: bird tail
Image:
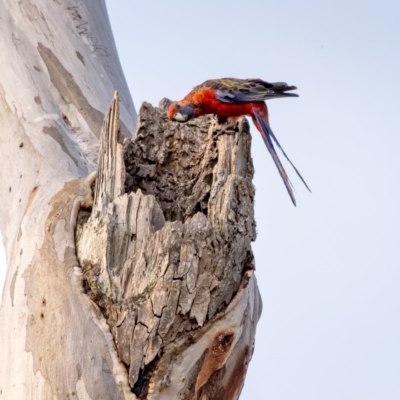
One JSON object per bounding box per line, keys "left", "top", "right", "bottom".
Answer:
{"left": 253, "top": 110, "right": 311, "bottom": 205}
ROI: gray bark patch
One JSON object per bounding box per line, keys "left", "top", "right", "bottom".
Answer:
{"left": 37, "top": 42, "right": 103, "bottom": 137}
{"left": 76, "top": 51, "right": 85, "bottom": 65}
{"left": 10, "top": 268, "right": 18, "bottom": 307}
{"left": 43, "top": 126, "right": 88, "bottom": 174}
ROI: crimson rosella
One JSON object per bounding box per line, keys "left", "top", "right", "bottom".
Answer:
{"left": 168, "top": 78, "right": 310, "bottom": 206}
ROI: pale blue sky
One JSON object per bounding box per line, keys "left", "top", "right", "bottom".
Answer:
{"left": 2, "top": 1, "right": 400, "bottom": 398}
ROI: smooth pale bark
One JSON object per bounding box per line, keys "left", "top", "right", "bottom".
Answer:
{"left": 0, "top": 1, "right": 261, "bottom": 399}
{"left": 0, "top": 1, "right": 135, "bottom": 398}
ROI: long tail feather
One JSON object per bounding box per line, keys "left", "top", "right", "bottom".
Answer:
{"left": 266, "top": 125, "right": 312, "bottom": 193}
{"left": 253, "top": 110, "right": 297, "bottom": 206}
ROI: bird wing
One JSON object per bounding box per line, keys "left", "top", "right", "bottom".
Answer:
{"left": 207, "top": 78, "right": 298, "bottom": 104}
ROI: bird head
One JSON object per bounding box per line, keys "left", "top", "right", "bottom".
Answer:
{"left": 167, "top": 102, "right": 194, "bottom": 122}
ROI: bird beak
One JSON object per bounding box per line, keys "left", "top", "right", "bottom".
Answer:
{"left": 174, "top": 112, "right": 189, "bottom": 122}
{"left": 173, "top": 106, "right": 194, "bottom": 122}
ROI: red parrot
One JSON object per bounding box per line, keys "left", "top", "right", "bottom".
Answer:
{"left": 167, "top": 78, "right": 310, "bottom": 206}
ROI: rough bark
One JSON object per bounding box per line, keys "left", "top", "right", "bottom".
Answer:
{"left": 76, "top": 96, "right": 262, "bottom": 399}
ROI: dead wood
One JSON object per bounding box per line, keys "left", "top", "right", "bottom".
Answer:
{"left": 76, "top": 93, "right": 262, "bottom": 400}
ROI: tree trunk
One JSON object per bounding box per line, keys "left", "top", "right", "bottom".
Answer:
{"left": 0, "top": 1, "right": 261, "bottom": 399}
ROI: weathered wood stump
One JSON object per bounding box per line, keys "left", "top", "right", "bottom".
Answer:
{"left": 76, "top": 93, "right": 262, "bottom": 400}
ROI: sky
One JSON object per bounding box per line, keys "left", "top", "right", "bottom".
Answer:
{"left": 2, "top": 0, "right": 400, "bottom": 398}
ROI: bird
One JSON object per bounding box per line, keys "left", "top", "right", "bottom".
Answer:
{"left": 167, "top": 78, "right": 311, "bottom": 206}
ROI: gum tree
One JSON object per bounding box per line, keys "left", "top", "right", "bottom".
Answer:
{"left": 0, "top": 1, "right": 261, "bottom": 399}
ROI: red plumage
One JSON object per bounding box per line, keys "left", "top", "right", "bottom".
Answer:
{"left": 168, "top": 78, "right": 310, "bottom": 205}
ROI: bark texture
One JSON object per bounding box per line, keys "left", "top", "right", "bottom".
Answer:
{"left": 76, "top": 96, "right": 262, "bottom": 399}
{"left": 0, "top": 1, "right": 136, "bottom": 398}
